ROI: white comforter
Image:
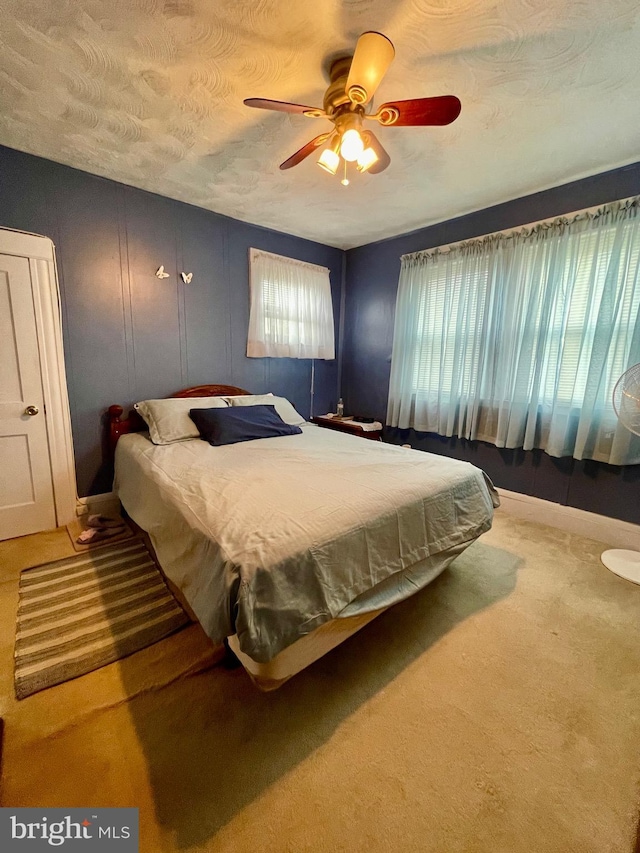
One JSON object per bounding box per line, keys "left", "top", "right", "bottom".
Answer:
{"left": 115, "top": 425, "right": 498, "bottom": 662}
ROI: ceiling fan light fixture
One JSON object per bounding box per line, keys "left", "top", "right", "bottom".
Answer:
{"left": 340, "top": 129, "right": 364, "bottom": 162}
{"left": 245, "top": 30, "right": 461, "bottom": 179}
{"left": 356, "top": 146, "right": 378, "bottom": 173}
{"left": 317, "top": 146, "right": 340, "bottom": 175}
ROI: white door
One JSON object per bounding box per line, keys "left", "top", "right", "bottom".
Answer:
{"left": 0, "top": 253, "right": 56, "bottom": 539}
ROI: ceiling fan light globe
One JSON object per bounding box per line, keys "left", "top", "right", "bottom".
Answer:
{"left": 317, "top": 147, "right": 340, "bottom": 175}
{"left": 346, "top": 31, "right": 395, "bottom": 106}
{"left": 340, "top": 129, "right": 364, "bottom": 162}
{"left": 356, "top": 147, "right": 379, "bottom": 172}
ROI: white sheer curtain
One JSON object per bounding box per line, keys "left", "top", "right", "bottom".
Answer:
{"left": 247, "top": 249, "right": 335, "bottom": 359}
{"left": 387, "top": 198, "right": 640, "bottom": 465}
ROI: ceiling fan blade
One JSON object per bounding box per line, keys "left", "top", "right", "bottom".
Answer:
{"left": 244, "top": 98, "right": 323, "bottom": 116}
{"left": 346, "top": 31, "right": 395, "bottom": 105}
{"left": 279, "top": 133, "right": 332, "bottom": 170}
{"left": 376, "top": 96, "right": 461, "bottom": 127}
{"left": 363, "top": 131, "right": 391, "bottom": 174}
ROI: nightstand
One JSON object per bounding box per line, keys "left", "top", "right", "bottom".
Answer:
{"left": 311, "top": 415, "right": 383, "bottom": 441}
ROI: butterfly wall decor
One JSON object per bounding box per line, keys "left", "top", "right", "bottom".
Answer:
{"left": 181, "top": 272, "right": 193, "bottom": 284}
{"left": 155, "top": 265, "right": 170, "bottom": 279}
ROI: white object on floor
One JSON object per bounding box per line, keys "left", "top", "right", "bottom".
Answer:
{"left": 601, "top": 550, "right": 640, "bottom": 585}
{"left": 599, "top": 364, "right": 640, "bottom": 582}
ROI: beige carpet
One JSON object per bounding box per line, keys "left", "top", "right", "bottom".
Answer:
{"left": 0, "top": 512, "right": 639, "bottom": 852}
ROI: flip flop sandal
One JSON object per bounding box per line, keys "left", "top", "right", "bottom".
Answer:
{"left": 77, "top": 525, "right": 125, "bottom": 544}
{"left": 86, "top": 514, "right": 126, "bottom": 529}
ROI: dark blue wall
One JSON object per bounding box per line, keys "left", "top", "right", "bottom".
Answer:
{"left": 0, "top": 145, "right": 343, "bottom": 497}
{"left": 3, "top": 139, "right": 639, "bottom": 520}
{"left": 342, "top": 162, "right": 640, "bottom": 524}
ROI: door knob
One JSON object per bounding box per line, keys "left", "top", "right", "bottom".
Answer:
{"left": 25, "top": 405, "right": 39, "bottom": 416}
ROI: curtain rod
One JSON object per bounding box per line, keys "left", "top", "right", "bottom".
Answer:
{"left": 401, "top": 194, "right": 639, "bottom": 261}
{"left": 249, "top": 246, "right": 330, "bottom": 274}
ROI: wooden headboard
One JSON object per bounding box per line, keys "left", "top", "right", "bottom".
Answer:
{"left": 107, "top": 384, "right": 251, "bottom": 455}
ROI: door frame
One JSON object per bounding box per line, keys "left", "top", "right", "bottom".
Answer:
{"left": 0, "top": 228, "right": 76, "bottom": 527}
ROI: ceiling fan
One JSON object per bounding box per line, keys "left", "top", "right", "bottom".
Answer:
{"left": 244, "top": 31, "right": 461, "bottom": 184}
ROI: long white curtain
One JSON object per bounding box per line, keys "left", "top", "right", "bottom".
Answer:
{"left": 247, "top": 249, "right": 335, "bottom": 359}
{"left": 387, "top": 198, "right": 640, "bottom": 465}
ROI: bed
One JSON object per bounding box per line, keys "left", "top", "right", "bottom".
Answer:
{"left": 110, "top": 385, "right": 499, "bottom": 689}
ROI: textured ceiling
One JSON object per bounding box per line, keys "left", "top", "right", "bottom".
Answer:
{"left": 1, "top": 0, "right": 639, "bottom": 249}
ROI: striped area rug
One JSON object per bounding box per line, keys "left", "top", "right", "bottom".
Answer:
{"left": 15, "top": 540, "right": 190, "bottom": 699}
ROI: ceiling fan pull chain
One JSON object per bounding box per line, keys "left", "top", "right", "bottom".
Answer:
{"left": 341, "top": 160, "right": 349, "bottom": 187}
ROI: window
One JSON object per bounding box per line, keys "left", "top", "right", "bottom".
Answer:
{"left": 387, "top": 199, "right": 640, "bottom": 465}
{"left": 247, "top": 249, "right": 335, "bottom": 360}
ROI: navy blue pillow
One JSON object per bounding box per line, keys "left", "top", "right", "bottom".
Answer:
{"left": 189, "top": 404, "right": 302, "bottom": 446}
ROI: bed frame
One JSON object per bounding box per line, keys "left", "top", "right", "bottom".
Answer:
{"left": 108, "top": 384, "right": 391, "bottom": 690}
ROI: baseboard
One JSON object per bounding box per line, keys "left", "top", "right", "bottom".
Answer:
{"left": 496, "top": 488, "right": 640, "bottom": 551}
{"left": 76, "top": 491, "right": 120, "bottom": 518}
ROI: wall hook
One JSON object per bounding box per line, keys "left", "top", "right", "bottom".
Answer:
{"left": 155, "top": 265, "right": 170, "bottom": 279}
{"left": 181, "top": 272, "right": 193, "bottom": 284}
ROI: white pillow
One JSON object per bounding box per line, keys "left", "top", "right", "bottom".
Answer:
{"left": 226, "top": 394, "right": 306, "bottom": 426}
{"left": 135, "top": 396, "right": 228, "bottom": 445}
